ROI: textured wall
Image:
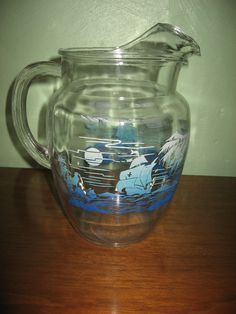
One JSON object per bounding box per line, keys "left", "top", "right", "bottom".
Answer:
{"left": 1, "top": 0, "right": 236, "bottom": 176}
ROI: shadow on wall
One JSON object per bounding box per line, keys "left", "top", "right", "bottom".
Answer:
{"left": 5, "top": 58, "right": 61, "bottom": 168}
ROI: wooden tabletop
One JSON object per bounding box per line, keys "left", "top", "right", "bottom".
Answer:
{"left": 0, "top": 168, "right": 236, "bottom": 314}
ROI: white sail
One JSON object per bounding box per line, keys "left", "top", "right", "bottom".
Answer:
{"left": 130, "top": 155, "right": 148, "bottom": 168}
{"left": 159, "top": 132, "right": 188, "bottom": 171}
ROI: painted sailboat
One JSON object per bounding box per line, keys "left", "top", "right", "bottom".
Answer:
{"left": 116, "top": 155, "right": 158, "bottom": 195}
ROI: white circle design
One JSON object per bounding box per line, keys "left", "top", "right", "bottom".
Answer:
{"left": 84, "top": 147, "right": 103, "bottom": 166}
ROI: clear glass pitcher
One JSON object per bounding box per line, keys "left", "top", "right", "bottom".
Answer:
{"left": 12, "top": 23, "right": 200, "bottom": 246}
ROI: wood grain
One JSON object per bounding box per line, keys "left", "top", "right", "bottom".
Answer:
{"left": 0, "top": 168, "right": 236, "bottom": 313}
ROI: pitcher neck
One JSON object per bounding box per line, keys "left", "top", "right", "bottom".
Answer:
{"left": 156, "top": 62, "right": 181, "bottom": 93}
{"left": 61, "top": 59, "right": 181, "bottom": 93}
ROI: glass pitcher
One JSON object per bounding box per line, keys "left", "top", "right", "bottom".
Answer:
{"left": 12, "top": 23, "right": 200, "bottom": 246}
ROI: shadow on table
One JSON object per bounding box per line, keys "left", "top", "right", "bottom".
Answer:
{"left": 11, "top": 168, "right": 67, "bottom": 236}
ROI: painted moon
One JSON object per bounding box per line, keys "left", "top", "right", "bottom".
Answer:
{"left": 84, "top": 147, "right": 103, "bottom": 166}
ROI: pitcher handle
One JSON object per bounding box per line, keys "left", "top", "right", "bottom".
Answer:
{"left": 11, "top": 61, "right": 61, "bottom": 169}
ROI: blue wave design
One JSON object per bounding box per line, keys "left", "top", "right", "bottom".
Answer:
{"left": 69, "top": 184, "right": 176, "bottom": 214}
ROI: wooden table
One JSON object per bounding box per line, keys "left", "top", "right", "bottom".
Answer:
{"left": 0, "top": 168, "right": 236, "bottom": 314}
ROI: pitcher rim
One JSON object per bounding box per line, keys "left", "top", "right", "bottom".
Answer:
{"left": 59, "top": 23, "right": 200, "bottom": 63}
{"left": 59, "top": 48, "right": 194, "bottom": 63}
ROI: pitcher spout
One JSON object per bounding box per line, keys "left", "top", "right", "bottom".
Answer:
{"left": 114, "top": 23, "right": 200, "bottom": 63}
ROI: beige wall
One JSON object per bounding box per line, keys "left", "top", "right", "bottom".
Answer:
{"left": 1, "top": 0, "right": 236, "bottom": 176}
